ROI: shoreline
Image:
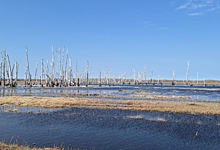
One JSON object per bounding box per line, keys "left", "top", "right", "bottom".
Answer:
{"left": 1, "top": 96, "right": 220, "bottom": 115}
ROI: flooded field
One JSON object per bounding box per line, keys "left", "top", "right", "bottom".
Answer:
{"left": 1, "top": 84, "right": 220, "bottom": 104}
{"left": 1, "top": 107, "right": 220, "bottom": 149}
{"left": 0, "top": 84, "right": 220, "bottom": 149}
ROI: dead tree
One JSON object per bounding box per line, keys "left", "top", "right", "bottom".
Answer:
{"left": 0, "top": 51, "right": 2, "bottom": 86}
{"left": 149, "top": 70, "right": 153, "bottom": 84}
{"left": 186, "top": 60, "right": 190, "bottom": 85}
{"left": 41, "top": 59, "right": 44, "bottom": 86}
{"left": 61, "top": 48, "right": 65, "bottom": 86}
{"left": 64, "top": 49, "right": 68, "bottom": 86}
{"left": 75, "top": 59, "right": 78, "bottom": 86}
{"left": 3, "top": 50, "right": 6, "bottom": 86}
{"left": 133, "top": 69, "right": 136, "bottom": 84}
{"left": 34, "top": 62, "right": 38, "bottom": 85}
{"left": 26, "top": 47, "right": 32, "bottom": 86}
{"left": 69, "top": 57, "right": 72, "bottom": 86}
{"left": 142, "top": 66, "right": 147, "bottom": 84}
{"left": 55, "top": 48, "right": 60, "bottom": 86}
{"left": 86, "top": 61, "right": 89, "bottom": 87}
{"left": 45, "top": 60, "right": 49, "bottom": 86}
{"left": 6, "top": 53, "right": 13, "bottom": 87}
{"left": 172, "top": 70, "right": 176, "bottom": 86}
{"left": 99, "top": 69, "right": 101, "bottom": 87}
{"left": 51, "top": 46, "right": 55, "bottom": 83}
{"left": 14, "top": 62, "right": 19, "bottom": 87}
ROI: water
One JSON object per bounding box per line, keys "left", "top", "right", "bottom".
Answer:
{"left": 0, "top": 85, "right": 220, "bottom": 149}
{"left": 0, "top": 107, "right": 220, "bottom": 149}
{"left": 0, "top": 84, "right": 220, "bottom": 104}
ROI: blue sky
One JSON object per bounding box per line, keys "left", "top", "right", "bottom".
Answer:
{"left": 0, "top": 0, "right": 220, "bottom": 80}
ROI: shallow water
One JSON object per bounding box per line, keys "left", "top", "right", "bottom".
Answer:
{"left": 0, "top": 84, "right": 220, "bottom": 104}
{"left": 1, "top": 85, "right": 220, "bottom": 149}
{"left": 0, "top": 107, "right": 220, "bottom": 149}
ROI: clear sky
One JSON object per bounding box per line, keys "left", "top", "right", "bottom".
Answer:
{"left": 0, "top": 0, "right": 220, "bottom": 80}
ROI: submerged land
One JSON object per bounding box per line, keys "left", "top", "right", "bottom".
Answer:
{"left": 1, "top": 96, "right": 220, "bottom": 115}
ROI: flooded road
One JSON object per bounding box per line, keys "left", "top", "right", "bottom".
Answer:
{"left": 0, "top": 107, "right": 220, "bottom": 149}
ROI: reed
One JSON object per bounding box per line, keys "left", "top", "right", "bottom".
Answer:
{"left": 0, "top": 142, "right": 59, "bottom": 150}
{"left": 1, "top": 96, "right": 220, "bottom": 115}
{"left": 157, "top": 118, "right": 166, "bottom": 122}
{"left": 127, "top": 115, "right": 143, "bottom": 120}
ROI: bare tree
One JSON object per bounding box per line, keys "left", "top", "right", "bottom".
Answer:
{"left": 6, "top": 53, "right": 13, "bottom": 87}
{"left": 172, "top": 70, "right": 176, "bottom": 85}
{"left": 69, "top": 57, "right": 72, "bottom": 86}
{"left": 26, "top": 47, "right": 32, "bottom": 86}
{"left": 41, "top": 59, "right": 44, "bottom": 86}
{"left": 86, "top": 61, "right": 89, "bottom": 87}
{"left": 34, "top": 62, "right": 38, "bottom": 85}
{"left": 186, "top": 60, "right": 190, "bottom": 85}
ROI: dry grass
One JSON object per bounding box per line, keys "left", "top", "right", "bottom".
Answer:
{"left": 0, "top": 142, "right": 59, "bottom": 150}
{"left": 157, "top": 118, "right": 166, "bottom": 122}
{"left": 127, "top": 115, "right": 143, "bottom": 120}
{"left": 1, "top": 96, "right": 220, "bottom": 115}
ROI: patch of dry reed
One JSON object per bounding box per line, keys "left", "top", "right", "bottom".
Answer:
{"left": 0, "top": 142, "right": 59, "bottom": 150}
{"left": 1, "top": 96, "right": 220, "bottom": 115}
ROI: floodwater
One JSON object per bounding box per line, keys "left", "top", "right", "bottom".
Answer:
{"left": 0, "top": 107, "right": 220, "bottom": 149}
{"left": 0, "top": 84, "right": 220, "bottom": 104}
{"left": 0, "top": 85, "right": 220, "bottom": 149}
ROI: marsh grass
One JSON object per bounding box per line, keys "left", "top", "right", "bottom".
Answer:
{"left": 1, "top": 96, "right": 220, "bottom": 115}
{"left": 157, "top": 118, "right": 166, "bottom": 122}
{"left": 7, "top": 109, "right": 19, "bottom": 113}
{"left": 128, "top": 115, "right": 143, "bottom": 120}
{"left": 0, "top": 142, "right": 60, "bottom": 150}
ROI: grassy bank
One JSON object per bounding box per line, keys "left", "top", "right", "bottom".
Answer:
{"left": 1, "top": 96, "right": 220, "bottom": 115}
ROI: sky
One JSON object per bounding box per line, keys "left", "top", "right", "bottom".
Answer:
{"left": 0, "top": 0, "right": 220, "bottom": 80}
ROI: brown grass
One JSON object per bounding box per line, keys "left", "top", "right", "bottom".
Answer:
{"left": 1, "top": 96, "right": 220, "bottom": 115}
{"left": 0, "top": 142, "right": 59, "bottom": 150}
